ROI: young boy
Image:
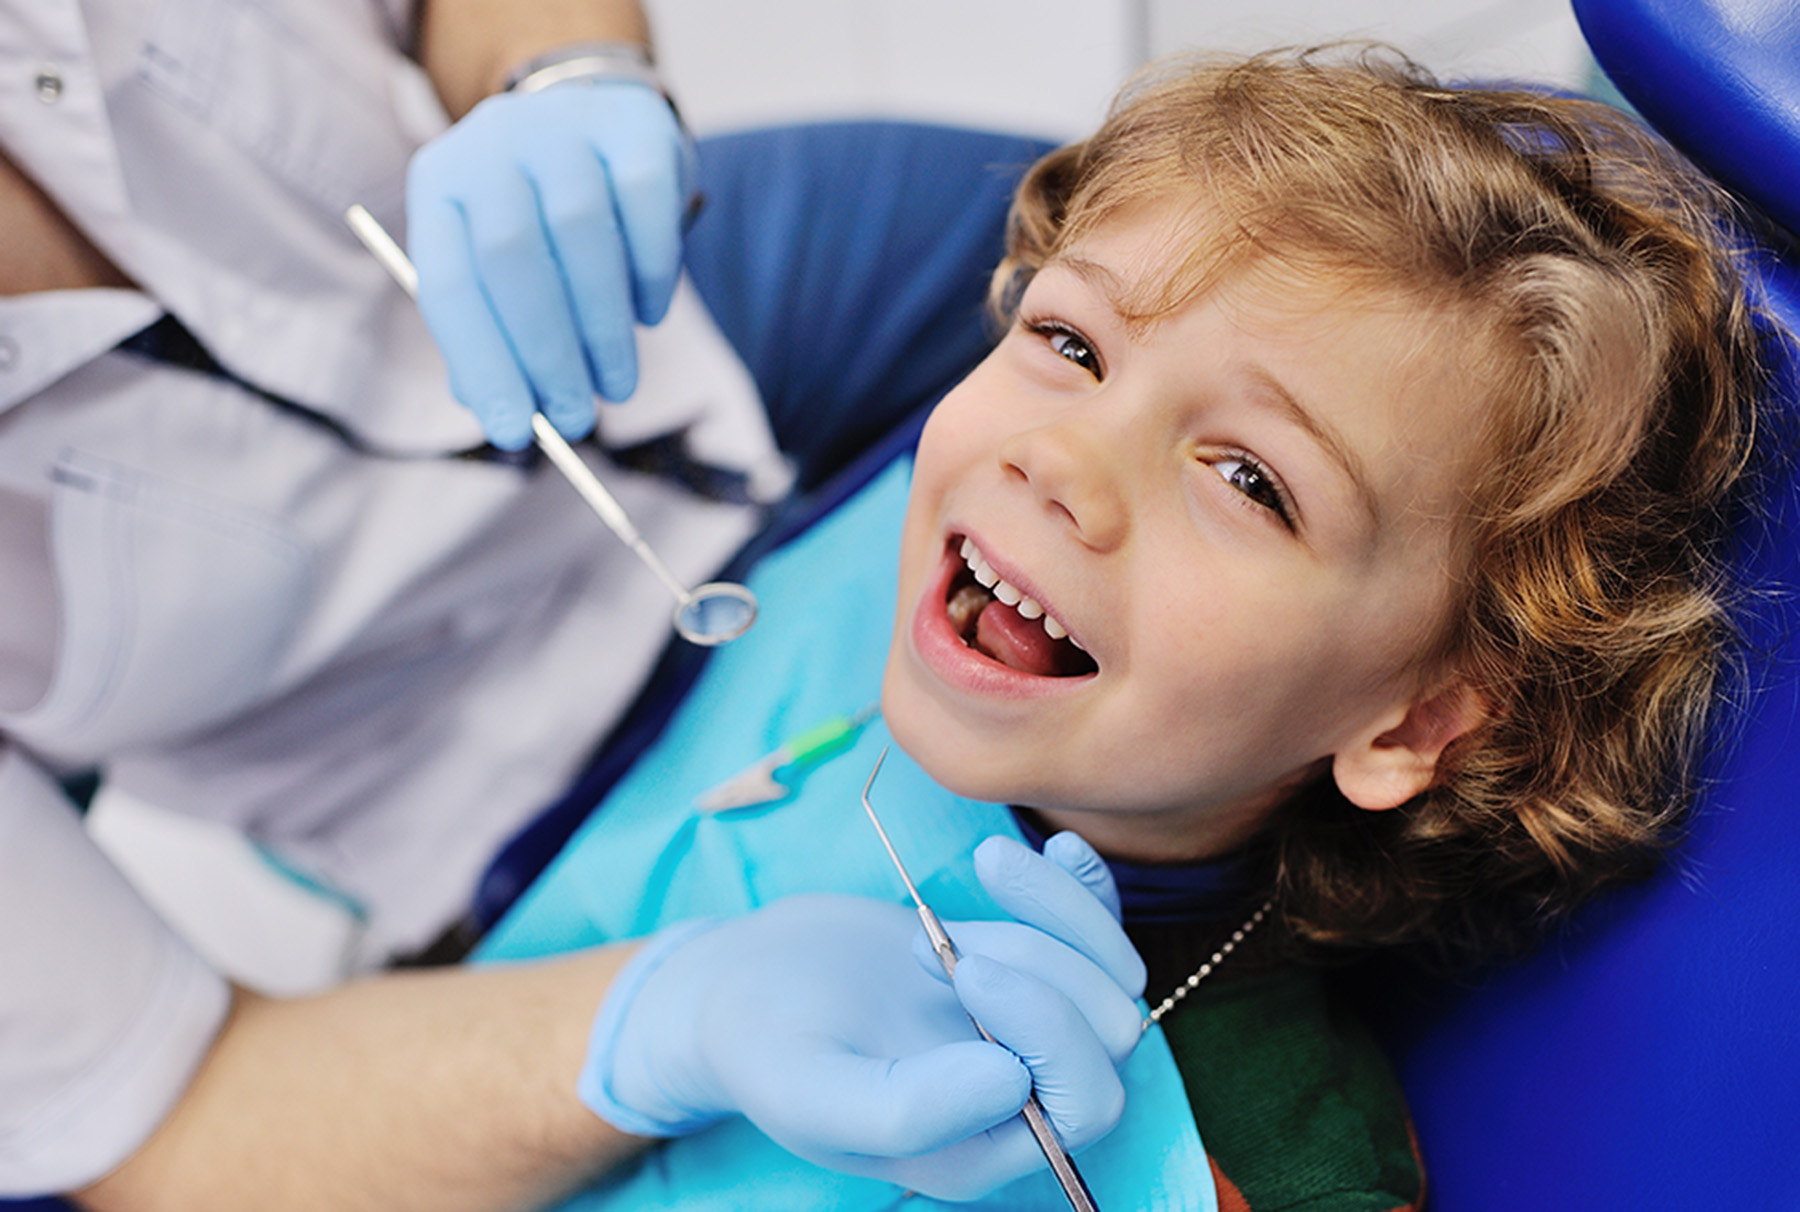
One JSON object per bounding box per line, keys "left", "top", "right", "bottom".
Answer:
{"left": 479, "top": 46, "right": 1769, "bottom": 1212}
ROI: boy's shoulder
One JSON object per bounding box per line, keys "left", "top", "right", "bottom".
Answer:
{"left": 1157, "top": 961, "right": 1424, "bottom": 1212}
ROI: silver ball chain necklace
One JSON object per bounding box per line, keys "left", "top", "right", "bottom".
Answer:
{"left": 1140, "top": 898, "right": 1276, "bottom": 1031}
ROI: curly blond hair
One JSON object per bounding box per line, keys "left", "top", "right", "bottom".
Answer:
{"left": 994, "top": 46, "right": 1775, "bottom": 960}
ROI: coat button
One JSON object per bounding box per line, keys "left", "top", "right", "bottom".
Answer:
{"left": 35, "top": 66, "right": 64, "bottom": 103}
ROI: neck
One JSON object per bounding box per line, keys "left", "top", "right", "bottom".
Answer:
{"left": 1021, "top": 762, "right": 1326, "bottom": 865}
{"left": 1025, "top": 799, "right": 1269, "bottom": 866}
{"left": 1011, "top": 807, "right": 1256, "bottom": 927}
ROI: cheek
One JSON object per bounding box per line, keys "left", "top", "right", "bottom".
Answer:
{"left": 915, "top": 373, "right": 1010, "bottom": 466}
{"left": 900, "top": 379, "right": 1020, "bottom": 558}
{"left": 1124, "top": 570, "right": 1389, "bottom": 759}
{"left": 904, "top": 404, "right": 976, "bottom": 527}
{"left": 916, "top": 343, "right": 1045, "bottom": 460}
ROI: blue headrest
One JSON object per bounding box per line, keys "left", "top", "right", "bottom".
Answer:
{"left": 1574, "top": 0, "right": 1800, "bottom": 236}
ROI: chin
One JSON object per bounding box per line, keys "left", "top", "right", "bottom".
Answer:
{"left": 881, "top": 659, "right": 1024, "bottom": 805}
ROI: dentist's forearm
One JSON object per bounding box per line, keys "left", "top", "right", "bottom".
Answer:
{"left": 74, "top": 947, "right": 650, "bottom": 1212}
{"left": 417, "top": 0, "right": 654, "bottom": 118}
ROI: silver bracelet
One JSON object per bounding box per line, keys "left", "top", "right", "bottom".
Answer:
{"left": 503, "top": 41, "right": 666, "bottom": 96}
{"left": 500, "top": 39, "right": 702, "bottom": 230}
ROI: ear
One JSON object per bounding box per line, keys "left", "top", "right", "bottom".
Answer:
{"left": 1331, "top": 679, "right": 1488, "bottom": 812}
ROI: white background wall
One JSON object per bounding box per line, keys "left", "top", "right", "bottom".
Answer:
{"left": 647, "top": 0, "right": 1600, "bottom": 142}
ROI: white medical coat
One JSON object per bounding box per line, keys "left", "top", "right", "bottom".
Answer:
{"left": 0, "top": 0, "right": 779, "bottom": 1190}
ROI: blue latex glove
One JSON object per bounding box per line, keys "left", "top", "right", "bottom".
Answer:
{"left": 581, "top": 833, "right": 1147, "bottom": 1201}
{"left": 406, "top": 80, "right": 690, "bottom": 450}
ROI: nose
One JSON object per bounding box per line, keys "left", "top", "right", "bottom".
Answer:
{"left": 997, "top": 415, "right": 1129, "bottom": 550}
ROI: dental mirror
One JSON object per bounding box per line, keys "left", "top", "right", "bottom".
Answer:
{"left": 527, "top": 412, "right": 758, "bottom": 646}
{"left": 345, "top": 204, "right": 757, "bottom": 647}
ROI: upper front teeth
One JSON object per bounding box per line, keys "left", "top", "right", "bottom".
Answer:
{"left": 959, "top": 539, "right": 1077, "bottom": 646}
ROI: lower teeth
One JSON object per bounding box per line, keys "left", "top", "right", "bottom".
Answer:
{"left": 943, "top": 560, "right": 1097, "bottom": 677}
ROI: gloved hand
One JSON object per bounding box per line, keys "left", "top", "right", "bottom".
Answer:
{"left": 406, "top": 80, "right": 691, "bottom": 450}
{"left": 581, "top": 833, "right": 1147, "bottom": 1201}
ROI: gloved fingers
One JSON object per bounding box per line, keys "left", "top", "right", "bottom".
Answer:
{"left": 522, "top": 141, "right": 640, "bottom": 406}
{"left": 406, "top": 194, "right": 538, "bottom": 451}
{"left": 974, "top": 835, "right": 1147, "bottom": 996}
{"left": 754, "top": 1040, "right": 1030, "bottom": 1160}
{"left": 918, "top": 921, "right": 1143, "bottom": 1064}
{"left": 403, "top": 83, "right": 691, "bottom": 446}
{"left": 576, "top": 84, "right": 688, "bottom": 327}
{"left": 455, "top": 167, "right": 600, "bottom": 440}
{"left": 952, "top": 953, "right": 1128, "bottom": 1152}
{"left": 1044, "top": 829, "right": 1123, "bottom": 918}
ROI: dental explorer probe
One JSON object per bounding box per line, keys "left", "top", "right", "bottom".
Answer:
{"left": 860, "top": 747, "right": 1102, "bottom": 1212}
{"left": 344, "top": 204, "right": 758, "bottom": 647}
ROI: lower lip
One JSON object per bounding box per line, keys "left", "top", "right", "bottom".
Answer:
{"left": 908, "top": 542, "right": 1095, "bottom": 700}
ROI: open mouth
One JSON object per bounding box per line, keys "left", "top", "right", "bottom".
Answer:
{"left": 946, "top": 537, "right": 1098, "bottom": 678}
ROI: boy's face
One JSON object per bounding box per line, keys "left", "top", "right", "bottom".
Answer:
{"left": 881, "top": 204, "right": 1488, "bottom": 862}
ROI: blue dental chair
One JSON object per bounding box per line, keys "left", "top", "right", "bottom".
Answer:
{"left": 12, "top": 2, "right": 1795, "bottom": 1205}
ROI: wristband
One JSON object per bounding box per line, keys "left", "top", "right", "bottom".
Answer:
{"left": 504, "top": 40, "right": 668, "bottom": 97}
{"left": 497, "top": 41, "right": 704, "bottom": 239}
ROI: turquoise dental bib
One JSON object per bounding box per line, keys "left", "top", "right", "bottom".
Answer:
{"left": 479, "top": 459, "right": 1217, "bottom": 1212}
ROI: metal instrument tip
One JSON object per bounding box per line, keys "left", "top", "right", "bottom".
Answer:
{"left": 860, "top": 746, "right": 926, "bottom": 910}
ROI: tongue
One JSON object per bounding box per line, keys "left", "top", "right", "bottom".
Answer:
{"left": 974, "top": 599, "right": 1063, "bottom": 676}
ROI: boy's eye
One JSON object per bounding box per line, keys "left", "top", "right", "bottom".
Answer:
{"left": 1025, "top": 319, "right": 1103, "bottom": 379}
{"left": 1050, "top": 330, "right": 1101, "bottom": 376}
{"left": 1211, "top": 455, "right": 1293, "bottom": 524}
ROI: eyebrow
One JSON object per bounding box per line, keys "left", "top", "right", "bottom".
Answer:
{"left": 1243, "top": 365, "right": 1384, "bottom": 529}
{"left": 1038, "top": 254, "right": 1122, "bottom": 309}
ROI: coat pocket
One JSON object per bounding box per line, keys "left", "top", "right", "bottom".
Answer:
{"left": 4, "top": 449, "right": 314, "bottom": 757}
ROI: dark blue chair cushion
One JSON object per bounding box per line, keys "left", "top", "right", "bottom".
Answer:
{"left": 684, "top": 120, "right": 1053, "bottom": 491}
